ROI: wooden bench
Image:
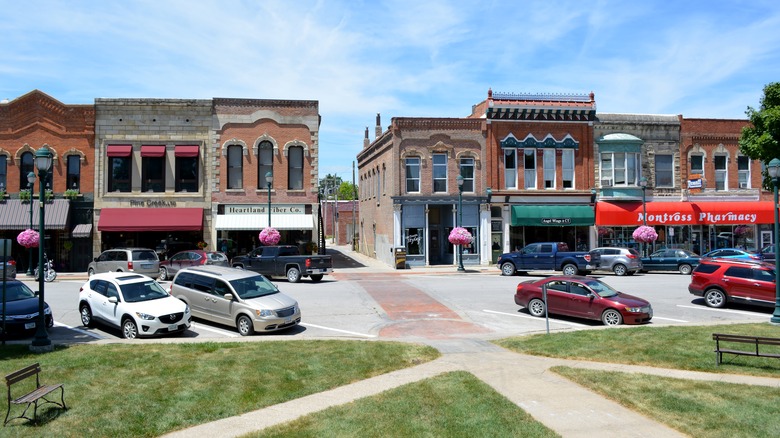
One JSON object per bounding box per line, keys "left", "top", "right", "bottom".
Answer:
{"left": 712, "top": 333, "right": 780, "bottom": 366}
{"left": 4, "top": 363, "right": 66, "bottom": 426}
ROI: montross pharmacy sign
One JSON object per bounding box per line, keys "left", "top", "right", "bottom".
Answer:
{"left": 596, "top": 201, "right": 775, "bottom": 226}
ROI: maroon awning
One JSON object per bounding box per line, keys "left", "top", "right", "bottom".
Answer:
{"left": 141, "top": 145, "right": 166, "bottom": 157}
{"left": 98, "top": 208, "right": 203, "bottom": 232}
{"left": 175, "top": 145, "right": 200, "bottom": 157}
{"left": 106, "top": 145, "right": 132, "bottom": 157}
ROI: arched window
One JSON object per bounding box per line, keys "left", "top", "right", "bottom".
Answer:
{"left": 67, "top": 155, "right": 81, "bottom": 191}
{"left": 20, "top": 152, "right": 34, "bottom": 191}
{"left": 257, "top": 141, "right": 274, "bottom": 189}
{"left": 287, "top": 146, "right": 303, "bottom": 190}
{"left": 227, "top": 145, "right": 243, "bottom": 189}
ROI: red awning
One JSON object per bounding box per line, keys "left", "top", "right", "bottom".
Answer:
{"left": 98, "top": 208, "right": 203, "bottom": 232}
{"left": 175, "top": 145, "right": 200, "bottom": 157}
{"left": 141, "top": 145, "right": 166, "bottom": 157}
{"left": 106, "top": 145, "right": 132, "bottom": 157}
{"left": 596, "top": 201, "right": 776, "bottom": 226}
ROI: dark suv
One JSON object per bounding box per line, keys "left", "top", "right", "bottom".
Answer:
{"left": 688, "top": 259, "right": 776, "bottom": 308}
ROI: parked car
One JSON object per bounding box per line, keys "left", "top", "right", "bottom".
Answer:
{"left": 0, "top": 280, "right": 53, "bottom": 335}
{"left": 155, "top": 241, "right": 197, "bottom": 261}
{"left": 498, "top": 242, "right": 593, "bottom": 276}
{"left": 170, "top": 266, "right": 301, "bottom": 336}
{"left": 231, "top": 245, "right": 332, "bottom": 283}
{"left": 1, "top": 255, "right": 17, "bottom": 279}
{"left": 87, "top": 248, "right": 160, "bottom": 277}
{"left": 640, "top": 249, "right": 700, "bottom": 274}
{"left": 587, "top": 247, "right": 642, "bottom": 276}
{"left": 514, "top": 275, "right": 652, "bottom": 326}
{"left": 78, "top": 272, "right": 191, "bottom": 339}
{"left": 158, "top": 250, "right": 229, "bottom": 281}
{"left": 761, "top": 244, "right": 776, "bottom": 264}
{"left": 689, "top": 259, "right": 777, "bottom": 309}
{"left": 701, "top": 248, "right": 762, "bottom": 262}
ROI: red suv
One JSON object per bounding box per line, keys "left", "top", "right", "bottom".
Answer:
{"left": 688, "top": 259, "right": 776, "bottom": 308}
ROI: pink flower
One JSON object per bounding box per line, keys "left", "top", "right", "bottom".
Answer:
{"left": 448, "top": 227, "right": 473, "bottom": 246}
{"left": 17, "top": 229, "right": 40, "bottom": 248}
{"left": 632, "top": 225, "right": 658, "bottom": 243}
{"left": 259, "top": 227, "right": 281, "bottom": 246}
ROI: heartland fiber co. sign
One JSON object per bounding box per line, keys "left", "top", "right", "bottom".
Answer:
{"left": 224, "top": 204, "right": 305, "bottom": 215}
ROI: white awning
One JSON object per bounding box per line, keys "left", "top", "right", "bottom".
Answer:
{"left": 215, "top": 214, "right": 314, "bottom": 230}
{"left": 72, "top": 223, "right": 93, "bottom": 238}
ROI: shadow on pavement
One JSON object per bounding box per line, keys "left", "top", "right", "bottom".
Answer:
{"left": 325, "top": 247, "right": 366, "bottom": 269}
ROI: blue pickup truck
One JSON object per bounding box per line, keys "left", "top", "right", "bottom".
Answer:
{"left": 497, "top": 242, "right": 595, "bottom": 276}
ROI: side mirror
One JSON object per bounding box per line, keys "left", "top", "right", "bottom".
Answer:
{"left": 223, "top": 293, "right": 234, "bottom": 301}
{"left": 108, "top": 296, "right": 118, "bottom": 304}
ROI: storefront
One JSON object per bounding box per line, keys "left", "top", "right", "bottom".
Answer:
{"left": 596, "top": 201, "right": 775, "bottom": 254}
{"left": 0, "top": 199, "right": 71, "bottom": 272}
{"left": 507, "top": 203, "right": 595, "bottom": 252}
{"left": 214, "top": 203, "right": 315, "bottom": 258}
{"left": 96, "top": 206, "right": 204, "bottom": 256}
{"left": 399, "top": 200, "right": 482, "bottom": 267}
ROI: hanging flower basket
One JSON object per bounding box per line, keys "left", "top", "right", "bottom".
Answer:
{"left": 17, "top": 229, "right": 40, "bottom": 248}
{"left": 259, "top": 227, "right": 281, "bottom": 246}
{"left": 197, "top": 241, "right": 208, "bottom": 249}
{"left": 448, "top": 227, "right": 473, "bottom": 246}
{"left": 632, "top": 225, "right": 658, "bottom": 244}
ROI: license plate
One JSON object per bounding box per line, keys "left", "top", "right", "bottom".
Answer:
{"left": 25, "top": 322, "right": 36, "bottom": 329}
{"left": 141, "top": 263, "right": 152, "bottom": 269}
{"left": 284, "top": 317, "right": 292, "bottom": 324}
{"left": 167, "top": 324, "right": 178, "bottom": 331}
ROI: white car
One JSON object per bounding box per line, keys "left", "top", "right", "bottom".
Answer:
{"left": 78, "top": 272, "right": 191, "bottom": 339}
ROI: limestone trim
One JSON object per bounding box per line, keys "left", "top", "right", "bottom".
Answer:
{"left": 283, "top": 140, "right": 309, "bottom": 157}
{"left": 221, "top": 139, "right": 248, "bottom": 156}
{"left": 0, "top": 147, "right": 9, "bottom": 159}
{"left": 428, "top": 141, "right": 454, "bottom": 158}
{"left": 252, "top": 134, "right": 279, "bottom": 156}
{"left": 455, "top": 150, "right": 481, "bottom": 170}
{"left": 400, "top": 148, "right": 426, "bottom": 167}
{"left": 63, "top": 148, "right": 87, "bottom": 163}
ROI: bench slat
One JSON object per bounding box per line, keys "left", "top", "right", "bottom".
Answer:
{"left": 12, "top": 384, "right": 64, "bottom": 405}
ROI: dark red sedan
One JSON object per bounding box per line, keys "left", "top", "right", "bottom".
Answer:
{"left": 158, "top": 250, "right": 229, "bottom": 281}
{"left": 514, "top": 275, "right": 653, "bottom": 326}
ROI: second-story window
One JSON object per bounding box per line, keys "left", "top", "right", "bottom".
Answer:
{"left": 562, "top": 149, "right": 574, "bottom": 189}
{"left": 600, "top": 152, "right": 640, "bottom": 187}
{"left": 504, "top": 149, "right": 517, "bottom": 189}
{"left": 405, "top": 157, "right": 420, "bottom": 193}
{"left": 107, "top": 145, "right": 132, "bottom": 193}
{"left": 433, "top": 153, "right": 447, "bottom": 192}
{"left": 543, "top": 149, "right": 555, "bottom": 189}
{"left": 523, "top": 149, "right": 536, "bottom": 189}
{"left": 737, "top": 155, "right": 750, "bottom": 189}
{"left": 0, "top": 155, "right": 7, "bottom": 191}
{"left": 20, "top": 151, "right": 34, "bottom": 192}
{"left": 690, "top": 155, "right": 704, "bottom": 175}
{"left": 655, "top": 155, "right": 674, "bottom": 188}
{"left": 288, "top": 146, "right": 303, "bottom": 190}
{"left": 227, "top": 145, "right": 243, "bottom": 189}
{"left": 460, "top": 157, "right": 474, "bottom": 192}
{"left": 257, "top": 141, "right": 273, "bottom": 190}
{"left": 714, "top": 155, "right": 727, "bottom": 190}
{"left": 66, "top": 155, "right": 80, "bottom": 192}
{"left": 141, "top": 145, "right": 166, "bottom": 193}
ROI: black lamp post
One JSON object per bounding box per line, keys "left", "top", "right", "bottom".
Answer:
{"left": 766, "top": 159, "right": 780, "bottom": 324}
{"left": 30, "top": 146, "right": 53, "bottom": 352}
{"left": 26, "top": 172, "right": 35, "bottom": 276}
{"left": 639, "top": 177, "right": 648, "bottom": 256}
{"left": 265, "top": 172, "right": 273, "bottom": 228}
{"left": 456, "top": 175, "right": 465, "bottom": 272}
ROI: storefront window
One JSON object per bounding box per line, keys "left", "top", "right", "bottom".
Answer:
{"left": 405, "top": 228, "right": 424, "bottom": 255}
{"left": 108, "top": 156, "right": 131, "bottom": 193}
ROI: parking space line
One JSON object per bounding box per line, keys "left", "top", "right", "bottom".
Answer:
{"left": 301, "top": 323, "right": 376, "bottom": 338}
{"left": 482, "top": 309, "right": 588, "bottom": 327}
{"left": 53, "top": 322, "right": 104, "bottom": 339}
{"left": 651, "top": 316, "right": 689, "bottom": 323}
{"left": 677, "top": 304, "right": 767, "bottom": 317}
{"left": 190, "top": 322, "right": 240, "bottom": 337}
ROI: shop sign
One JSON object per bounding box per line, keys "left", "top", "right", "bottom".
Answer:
{"left": 541, "top": 218, "right": 571, "bottom": 225}
{"left": 224, "top": 204, "right": 305, "bottom": 215}
{"left": 129, "top": 200, "right": 177, "bottom": 207}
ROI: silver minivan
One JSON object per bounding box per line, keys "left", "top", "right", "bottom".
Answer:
{"left": 169, "top": 266, "right": 301, "bottom": 336}
{"left": 587, "top": 247, "right": 643, "bottom": 276}
{"left": 87, "top": 248, "right": 160, "bottom": 277}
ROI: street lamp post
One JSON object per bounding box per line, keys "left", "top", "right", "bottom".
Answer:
{"left": 31, "top": 146, "right": 53, "bottom": 352}
{"left": 766, "top": 159, "right": 780, "bottom": 324}
{"left": 639, "top": 177, "right": 648, "bottom": 256}
{"left": 265, "top": 172, "right": 273, "bottom": 228}
{"left": 456, "top": 175, "right": 465, "bottom": 272}
{"left": 26, "top": 172, "right": 35, "bottom": 275}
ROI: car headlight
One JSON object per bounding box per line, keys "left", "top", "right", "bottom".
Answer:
{"left": 185, "top": 304, "right": 190, "bottom": 314}
{"left": 624, "top": 306, "right": 643, "bottom": 313}
{"left": 44, "top": 306, "right": 52, "bottom": 315}
{"left": 135, "top": 312, "right": 156, "bottom": 320}
{"left": 256, "top": 309, "right": 274, "bottom": 317}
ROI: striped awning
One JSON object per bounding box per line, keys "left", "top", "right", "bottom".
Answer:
{"left": 72, "top": 223, "right": 93, "bottom": 238}
{"left": 0, "top": 199, "right": 71, "bottom": 230}
{"left": 215, "top": 214, "right": 314, "bottom": 230}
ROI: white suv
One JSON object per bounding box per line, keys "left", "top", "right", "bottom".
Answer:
{"left": 78, "top": 272, "right": 191, "bottom": 339}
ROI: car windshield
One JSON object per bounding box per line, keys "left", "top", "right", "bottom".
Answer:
{"left": 120, "top": 280, "right": 169, "bottom": 302}
{"left": 133, "top": 250, "right": 158, "bottom": 261}
{"left": 583, "top": 280, "right": 618, "bottom": 298}
{"left": 1, "top": 283, "right": 35, "bottom": 302}
{"left": 229, "top": 276, "right": 278, "bottom": 299}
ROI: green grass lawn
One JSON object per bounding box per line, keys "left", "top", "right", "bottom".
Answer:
{"left": 0, "top": 340, "right": 438, "bottom": 438}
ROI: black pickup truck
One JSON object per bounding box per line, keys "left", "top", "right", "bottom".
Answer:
{"left": 230, "top": 245, "right": 333, "bottom": 283}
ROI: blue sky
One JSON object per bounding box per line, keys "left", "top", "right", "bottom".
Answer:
{"left": 2, "top": 1, "right": 780, "bottom": 183}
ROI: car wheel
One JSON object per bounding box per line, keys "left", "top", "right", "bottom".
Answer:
{"left": 562, "top": 264, "right": 578, "bottom": 276}
{"left": 122, "top": 318, "right": 138, "bottom": 339}
{"left": 613, "top": 264, "right": 628, "bottom": 276}
{"left": 158, "top": 267, "right": 169, "bottom": 281}
{"left": 500, "top": 263, "right": 516, "bottom": 276}
{"left": 601, "top": 309, "right": 623, "bottom": 326}
{"left": 704, "top": 288, "right": 727, "bottom": 308}
{"left": 287, "top": 267, "right": 301, "bottom": 283}
{"left": 527, "top": 298, "right": 545, "bottom": 317}
{"left": 310, "top": 274, "right": 323, "bottom": 282}
{"left": 679, "top": 264, "right": 693, "bottom": 275}
{"left": 87, "top": 267, "right": 95, "bottom": 277}
{"left": 236, "top": 315, "right": 255, "bottom": 336}
{"left": 80, "top": 304, "right": 94, "bottom": 328}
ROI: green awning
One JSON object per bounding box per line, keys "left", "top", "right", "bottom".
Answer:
{"left": 511, "top": 205, "right": 595, "bottom": 226}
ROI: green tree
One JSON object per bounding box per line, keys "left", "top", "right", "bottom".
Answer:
{"left": 739, "top": 82, "right": 780, "bottom": 169}
{"left": 338, "top": 181, "right": 358, "bottom": 200}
